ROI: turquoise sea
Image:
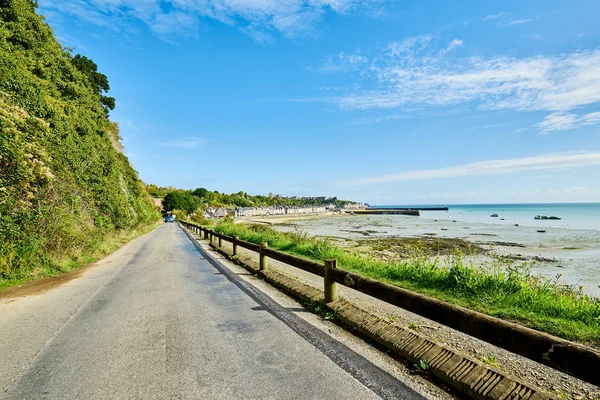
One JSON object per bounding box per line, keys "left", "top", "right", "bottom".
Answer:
{"left": 377, "top": 203, "right": 600, "bottom": 231}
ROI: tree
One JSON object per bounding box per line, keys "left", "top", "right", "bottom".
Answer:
{"left": 162, "top": 191, "right": 198, "bottom": 214}
{"left": 71, "top": 54, "right": 109, "bottom": 92}
{"left": 71, "top": 54, "right": 114, "bottom": 113}
{"left": 192, "top": 187, "right": 209, "bottom": 199}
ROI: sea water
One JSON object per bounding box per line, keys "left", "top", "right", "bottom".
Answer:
{"left": 278, "top": 204, "right": 600, "bottom": 295}
{"left": 379, "top": 203, "right": 600, "bottom": 231}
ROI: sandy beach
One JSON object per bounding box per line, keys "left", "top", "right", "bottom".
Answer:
{"left": 252, "top": 212, "right": 600, "bottom": 298}
{"left": 238, "top": 211, "right": 345, "bottom": 225}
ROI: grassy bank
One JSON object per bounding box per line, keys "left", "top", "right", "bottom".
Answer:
{"left": 0, "top": 220, "right": 161, "bottom": 290}
{"left": 1, "top": 1, "right": 161, "bottom": 285}
{"left": 214, "top": 222, "right": 600, "bottom": 346}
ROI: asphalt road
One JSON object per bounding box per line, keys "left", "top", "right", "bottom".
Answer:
{"left": 0, "top": 224, "right": 423, "bottom": 399}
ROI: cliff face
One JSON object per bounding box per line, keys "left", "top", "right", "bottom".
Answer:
{"left": 0, "top": 0, "right": 160, "bottom": 281}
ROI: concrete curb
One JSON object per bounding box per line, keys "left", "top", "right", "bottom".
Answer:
{"left": 183, "top": 227, "right": 558, "bottom": 400}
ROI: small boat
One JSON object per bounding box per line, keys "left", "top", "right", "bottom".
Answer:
{"left": 548, "top": 216, "right": 561, "bottom": 220}
{"left": 490, "top": 213, "right": 499, "bottom": 217}
{"left": 534, "top": 215, "right": 549, "bottom": 220}
{"left": 500, "top": 218, "right": 505, "bottom": 220}
{"left": 515, "top": 224, "right": 519, "bottom": 227}
{"left": 537, "top": 230, "right": 546, "bottom": 233}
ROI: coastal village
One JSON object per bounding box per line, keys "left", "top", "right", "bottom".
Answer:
{"left": 204, "top": 200, "right": 367, "bottom": 219}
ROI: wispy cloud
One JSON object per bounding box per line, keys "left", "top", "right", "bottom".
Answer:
{"left": 481, "top": 12, "right": 511, "bottom": 22}
{"left": 316, "top": 51, "right": 368, "bottom": 72}
{"left": 498, "top": 18, "right": 534, "bottom": 27}
{"left": 334, "top": 152, "right": 600, "bottom": 186}
{"left": 466, "top": 123, "right": 509, "bottom": 131}
{"left": 326, "top": 35, "right": 600, "bottom": 130}
{"left": 341, "top": 113, "right": 408, "bottom": 126}
{"left": 157, "top": 138, "right": 207, "bottom": 149}
{"left": 536, "top": 111, "right": 600, "bottom": 133}
{"left": 40, "top": 0, "right": 389, "bottom": 42}
{"left": 480, "top": 12, "right": 536, "bottom": 27}
{"left": 386, "top": 35, "right": 433, "bottom": 57}
{"left": 441, "top": 38, "right": 464, "bottom": 54}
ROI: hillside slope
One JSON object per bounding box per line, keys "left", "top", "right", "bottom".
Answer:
{"left": 0, "top": 0, "right": 160, "bottom": 283}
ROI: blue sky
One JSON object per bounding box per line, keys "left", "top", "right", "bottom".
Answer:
{"left": 39, "top": 0, "right": 600, "bottom": 204}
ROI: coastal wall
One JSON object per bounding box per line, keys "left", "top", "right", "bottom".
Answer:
{"left": 352, "top": 209, "right": 420, "bottom": 216}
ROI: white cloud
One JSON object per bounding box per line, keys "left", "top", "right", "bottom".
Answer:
{"left": 317, "top": 51, "right": 368, "bottom": 72}
{"left": 341, "top": 113, "right": 408, "bottom": 125}
{"left": 334, "top": 152, "right": 600, "bottom": 186}
{"left": 499, "top": 18, "right": 534, "bottom": 27}
{"left": 443, "top": 38, "right": 463, "bottom": 53}
{"left": 40, "top": 0, "right": 388, "bottom": 42}
{"left": 481, "top": 12, "right": 511, "bottom": 22}
{"left": 340, "top": 51, "right": 368, "bottom": 64}
{"left": 333, "top": 37, "right": 600, "bottom": 124}
{"left": 466, "top": 123, "right": 508, "bottom": 131}
{"left": 537, "top": 111, "right": 600, "bottom": 133}
{"left": 386, "top": 35, "right": 433, "bottom": 57}
{"left": 157, "top": 138, "right": 207, "bottom": 148}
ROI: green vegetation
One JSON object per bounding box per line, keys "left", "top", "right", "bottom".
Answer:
{"left": 356, "top": 237, "right": 484, "bottom": 258}
{"left": 162, "top": 191, "right": 199, "bottom": 213}
{"left": 481, "top": 355, "right": 500, "bottom": 369}
{"left": 0, "top": 0, "right": 160, "bottom": 285}
{"left": 408, "top": 322, "right": 421, "bottom": 331}
{"left": 150, "top": 185, "right": 354, "bottom": 209}
{"left": 414, "top": 359, "right": 431, "bottom": 374}
{"left": 213, "top": 222, "right": 600, "bottom": 345}
{"left": 305, "top": 300, "right": 336, "bottom": 321}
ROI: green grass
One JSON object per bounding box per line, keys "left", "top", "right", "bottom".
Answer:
{"left": 0, "top": 220, "right": 161, "bottom": 290}
{"left": 213, "top": 222, "right": 600, "bottom": 346}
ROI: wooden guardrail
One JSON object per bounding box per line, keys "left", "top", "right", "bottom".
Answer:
{"left": 179, "top": 220, "right": 600, "bottom": 386}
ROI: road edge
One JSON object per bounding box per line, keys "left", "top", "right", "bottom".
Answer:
{"left": 181, "top": 224, "right": 558, "bottom": 400}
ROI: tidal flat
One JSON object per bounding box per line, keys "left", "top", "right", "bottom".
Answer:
{"left": 270, "top": 214, "right": 600, "bottom": 297}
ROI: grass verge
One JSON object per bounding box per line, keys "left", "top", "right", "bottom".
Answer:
{"left": 0, "top": 220, "right": 161, "bottom": 291}
{"left": 213, "top": 222, "right": 600, "bottom": 346}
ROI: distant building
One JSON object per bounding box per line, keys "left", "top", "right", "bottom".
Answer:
{"left": 341, "top": 202, "right": 366, "bottom": 210}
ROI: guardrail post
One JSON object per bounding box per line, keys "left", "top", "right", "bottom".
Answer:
{"left": 204, "top": 229, "right": 209, "bottom": 240}
{"left": 324, "top": 259, "right": 338, "bottom": 303}
{"left": 218, "top": 236, "right": 222, "bottom": 247}
{"left": 259, "top": 242, "right": 268, "bottom": 271}
{"left": 233, "top": 236, "right": 239, "bottom": 256}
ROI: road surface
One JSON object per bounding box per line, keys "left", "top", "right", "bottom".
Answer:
{"left": 0, "top": 224, "right": 423, "bottom": 399}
